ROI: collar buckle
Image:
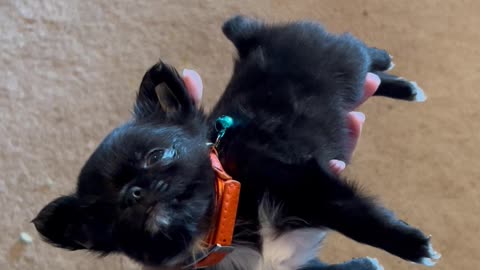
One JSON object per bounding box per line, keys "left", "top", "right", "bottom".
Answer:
{"left": 181, "top": 148, "right": 240, "bottom": 269}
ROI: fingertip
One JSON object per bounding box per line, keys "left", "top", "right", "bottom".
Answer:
{"left": 182, "top": 69, "right": 203, "bottom": 90}
{"left": 356, "top": 73, "right": 381, "bottom": 107}
{"left": 182, "top": 68, "right": 203, "bottom": 106}
{"left": 347, "top": 112, "right": 365, "bottom": 134}
{"left": 329, "top": 159, "right": 346, "bottom": 175}
{"left": 363, "top": 72, "right": 380, "bottom": 99}
{"left": 350, "top": 111, "right": 366, "bottom": 123}
{"left": 366, "top": 72, "right": 381, "bottom": 88}
{"left": 346, "top": 111, "right": 365, "bottom": 162}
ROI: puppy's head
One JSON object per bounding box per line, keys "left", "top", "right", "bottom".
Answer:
{"left": 33, "top": 62, "right": 215, "bottom": 266}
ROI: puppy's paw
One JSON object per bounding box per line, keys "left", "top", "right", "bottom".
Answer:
{"left": 400, "top": 231, "right": 440, "bottom": 266}
{"left": 387, "top": 61, "right": 395, "bottom": 71}
{"left": 408, "top": 81, "right": 427, "bottom": 102}
{"left": 386, "top": 224, "right": 441, "bottom": 266}
{"left": 369, "top": 48, "right": 393, "bottom": 71}
{"left": 388, "top": 77, "right": 427, "bottom": 102}
{"left": 411, "top": 240, "right": 441, "bottom": 267}
{"left": 346, "top": 257, "right": 384, "bottom": 270}
{"left": 223, "top": 15, "right": 262, "bottom": 44}
{"left": 363, "top": 257, "right": 384, "bottom": 270}
{"left": 387, "top": 55, "right": 395, "bottom": 71}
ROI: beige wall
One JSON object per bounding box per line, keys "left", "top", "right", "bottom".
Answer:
{"left": 1, "top": 1, "right": 478, "bottom": 269}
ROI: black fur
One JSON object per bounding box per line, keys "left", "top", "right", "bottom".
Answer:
{"left": 34, "top": 16, "right": 436, "bottom": 269}
{"left": 35, "top": 63, "right": 216, "bottom": 266}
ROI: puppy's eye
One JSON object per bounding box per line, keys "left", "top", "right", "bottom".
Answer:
{"left": 146, "top": 149, "right": 164, "bottom": 166}
{"left": 145, "top": 148, "right": 176, "bottom": 167}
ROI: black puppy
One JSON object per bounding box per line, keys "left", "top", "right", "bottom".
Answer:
{"left": 34, "top": 16, "right": 439, "bottom": 270}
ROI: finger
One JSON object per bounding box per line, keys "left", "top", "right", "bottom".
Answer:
{"left": 329, "top": 159, "right": 346, "bottom": 176}
{"left": 346, "top": 111, "right": 365, "bottom": 162}
{"left": 356, "top": 72, "right": 381, "bottom": 107}
{"left": 182, "top": 69, "right": 203, "bottom": 107}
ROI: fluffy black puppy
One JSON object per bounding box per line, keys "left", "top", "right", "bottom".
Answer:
{"left": 34, "top": 16, "right": 439, "bottom": 270}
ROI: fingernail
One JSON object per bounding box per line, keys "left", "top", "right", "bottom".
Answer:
{"left": 182, "top": 68, "right": 193, "bottom": 77}
{"left": 182, "top": 68, "right": 203, "bottom": 91}
{"left": 351, "top": 111, "right": 366, "bottom": 123}
{"left": 329, "top": 159, "right": 346, "bottom": 175}
{"left": 366, "top": 72, "right": 381, "bottom": 86}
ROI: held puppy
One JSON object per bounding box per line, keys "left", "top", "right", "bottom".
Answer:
{"left": 34, "top": 16, "right": 439, "bottom": 270}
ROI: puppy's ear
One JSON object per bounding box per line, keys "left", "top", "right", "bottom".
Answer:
{"left": 134, "top": 61, "right": 195, "bottom": 119}
{"left": 223, "top": 15, "right": 263, "bottom": 57}
{"left": 33, "top": 196, "right": 91, "bottom": 250}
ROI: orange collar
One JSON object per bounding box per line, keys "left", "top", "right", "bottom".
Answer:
{"left": 184, "top": 148, "right": 241, "bottom": 269}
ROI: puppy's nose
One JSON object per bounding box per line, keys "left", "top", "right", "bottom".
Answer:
{"left": 126, "top": 186, "right": 144, "bottom": 206}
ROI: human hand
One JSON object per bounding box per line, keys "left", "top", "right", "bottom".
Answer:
{"left": 329, "top": 72, "right": 381, "bottom": 175}
{"left": 181, "top": 69, "right": 381, "bottom": 176}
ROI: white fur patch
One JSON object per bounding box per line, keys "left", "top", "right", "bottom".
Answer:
{"left": 365, "top": 257, "right": 384, "bottom": 270}
{"left": 215, "top": 245, "right": 263, "bottom": 270}
{"left": 387, "top": 61, "right": 395, "bottom": 71}
{"left": 257, "top": 199, "right": 327, "bottom": 270}
{"left": 204, "top": 198, "right": 328, "bottom": 270}
{"left": 259, "top": 227, "right": 326, "bottom": 270}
